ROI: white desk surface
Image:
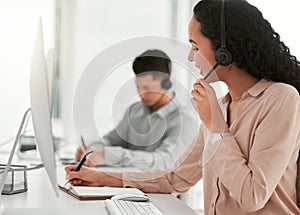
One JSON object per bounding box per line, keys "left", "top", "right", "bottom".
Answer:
{"left": 1, "top": 164, "right": 198, "bottom": 215}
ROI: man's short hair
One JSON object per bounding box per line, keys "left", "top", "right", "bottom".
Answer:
{"left": 132, "top": 49, "right": 171, "bottom": 79}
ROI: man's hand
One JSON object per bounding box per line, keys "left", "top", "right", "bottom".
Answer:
{"left": 76, "top": 146, "right": 105, "bottom": 167}
{"left": 75, "top": 146, "right": 92, "bottom": 161}
{"left": 84, "top": 149, "right": 105, "bottom": 167}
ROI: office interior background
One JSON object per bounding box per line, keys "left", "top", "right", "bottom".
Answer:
{"left": 0, "top": 0, "right": 299, "bottom": 212}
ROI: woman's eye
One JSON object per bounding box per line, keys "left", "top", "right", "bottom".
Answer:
{"left": 192, "top": 47, "right": 199, "bottom": 52}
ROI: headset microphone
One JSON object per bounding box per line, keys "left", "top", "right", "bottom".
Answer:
{"left": 204, "top": 0, "right": 233, "bottom": 80}
{"left": 204, "top": 62, "right": 220, "bottom": 80}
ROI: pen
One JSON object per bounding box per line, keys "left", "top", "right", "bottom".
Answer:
{"left": 63, "top": 150, "right": 93, "bottom": 187}
{"left": 74, "top": 150, "right": 93, "bottom": 171}
{"left": 80, "top": 135, "right": 87, "bottom": 150}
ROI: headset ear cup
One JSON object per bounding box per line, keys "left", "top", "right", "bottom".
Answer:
{"left": 215, "top": 47, "right": 233, "bottom": 66}
{"left": 161, "top": 79, "right": 172, "bottom": 90}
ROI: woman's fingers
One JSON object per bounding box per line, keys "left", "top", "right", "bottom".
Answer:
{"left": 197, "top": 79, "right": 209, "bottom": 87}
{"left": 65, "top": 165, "right": 77, "bottom": 174}
{"left": 191, "top": 89, "right": 202, "bottom": 100}
{"left": 68, "top": 171, "right": 82, "bottom": 181}
{"left": 193, "top": 81, "right": 207, "bottom": 96}
{"left": 70, "top": 179, "right": 82, "bottom": 186}
{"left": 192, "top": 85, "right": 207, "bottom": 102}
{"left": 197, "top": 79, "right": 215, "bottom": 95}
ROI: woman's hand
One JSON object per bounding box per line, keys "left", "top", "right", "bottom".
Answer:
{"left": 65, "top": 166, "right": 123, "bottom": 187}
{"left": 191, "top": 79, "right": 228, "bottom": 133}
{"left": 65, "top": 166, "right": 103, "bottom": 186}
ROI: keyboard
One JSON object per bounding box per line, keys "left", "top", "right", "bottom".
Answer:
{"left": 105, "top": 199, "right": 164, "bottom": 215}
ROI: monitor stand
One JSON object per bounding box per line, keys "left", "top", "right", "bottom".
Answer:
{"left": 0, "top": 109, "right": 66, "bottom": 215}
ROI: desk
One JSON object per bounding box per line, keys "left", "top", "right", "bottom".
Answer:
{"left": 1, "top": 165, "right": 197, "bottom": 215}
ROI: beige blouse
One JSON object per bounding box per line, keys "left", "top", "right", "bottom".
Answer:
{"left": 122, "top": 79, "right": 300, "bottom": 215}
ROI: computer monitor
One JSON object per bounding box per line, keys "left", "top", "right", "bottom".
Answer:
{"left": 17, "top": 48, "right": 56, "bottom": 157}
{"left": 29, "top": 18, "right": 58, "bottom": 196}
{"left": 0, "top": 19, "right": 61, "bottom": 215}
{"left": 46, "top": 48, "right": 55, "bottom": 106}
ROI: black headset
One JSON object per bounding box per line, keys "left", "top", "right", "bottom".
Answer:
{"left": 161, "top": 59, "right": 172, "bottom": 90}
{"left": 148, "top": 60, "right": 173, "bottom": 111}
{"left": 215, "top": 0, "right": 233, "bottom": 66}
{"left": 161, "top": 78, "right": 172, "bottom": 90}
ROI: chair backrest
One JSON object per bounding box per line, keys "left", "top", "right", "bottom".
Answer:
{"left": 296, "top": 151, "right": 300, "bottom": 208}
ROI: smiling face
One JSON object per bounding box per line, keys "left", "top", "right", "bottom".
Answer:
{"left": 188, "top": 17, "right": 222, "bottom": 82}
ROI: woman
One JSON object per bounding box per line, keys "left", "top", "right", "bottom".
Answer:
{"left": 66, "top": 0, "right": 300, "bottom": 214}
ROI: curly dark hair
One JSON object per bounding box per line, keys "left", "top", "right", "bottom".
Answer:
{"left": 193, "top": 0, "right": 300, "bottom": 93}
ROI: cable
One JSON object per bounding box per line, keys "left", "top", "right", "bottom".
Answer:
{"left": 0, "top": 111, "right": 33, "bottom": 148}
{"left": 0, "top": 129, "right": 34, "bottom": 148}
{"left": 0, "top": 163, "right": 44, "bottom": 174}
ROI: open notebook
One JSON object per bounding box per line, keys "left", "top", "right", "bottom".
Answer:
{"left": 58, "top": 184, "right": 145, "bottom": 201}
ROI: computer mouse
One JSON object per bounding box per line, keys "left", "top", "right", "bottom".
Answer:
{"left": 111, "top": 194, "right": 150, "bottom": 202}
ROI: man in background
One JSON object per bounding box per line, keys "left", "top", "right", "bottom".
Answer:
{"left": 76, "top": 49, "right": 198, "bottom": 171}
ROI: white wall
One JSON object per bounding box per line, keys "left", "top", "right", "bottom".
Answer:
{"left": 59, "top": 0, "right": 300, "bottom": 146}
{"left": 58, "top": 0, "right": 174, "bottom": 144}
{"left": 0, "top": 0, "right": 54, "bottom": 147}
{"left": 0, "top": 1, "right": 298, "bottom": 146}
{"left": 2, "top": 0, "right": 298, "bottom": 148}
{"left": 248, "top": 0, "right": 300, "bottom": 56}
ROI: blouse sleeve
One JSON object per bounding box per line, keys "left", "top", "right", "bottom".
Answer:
{"left": 122, "top": 124, "right": 206, "bottom": 194}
